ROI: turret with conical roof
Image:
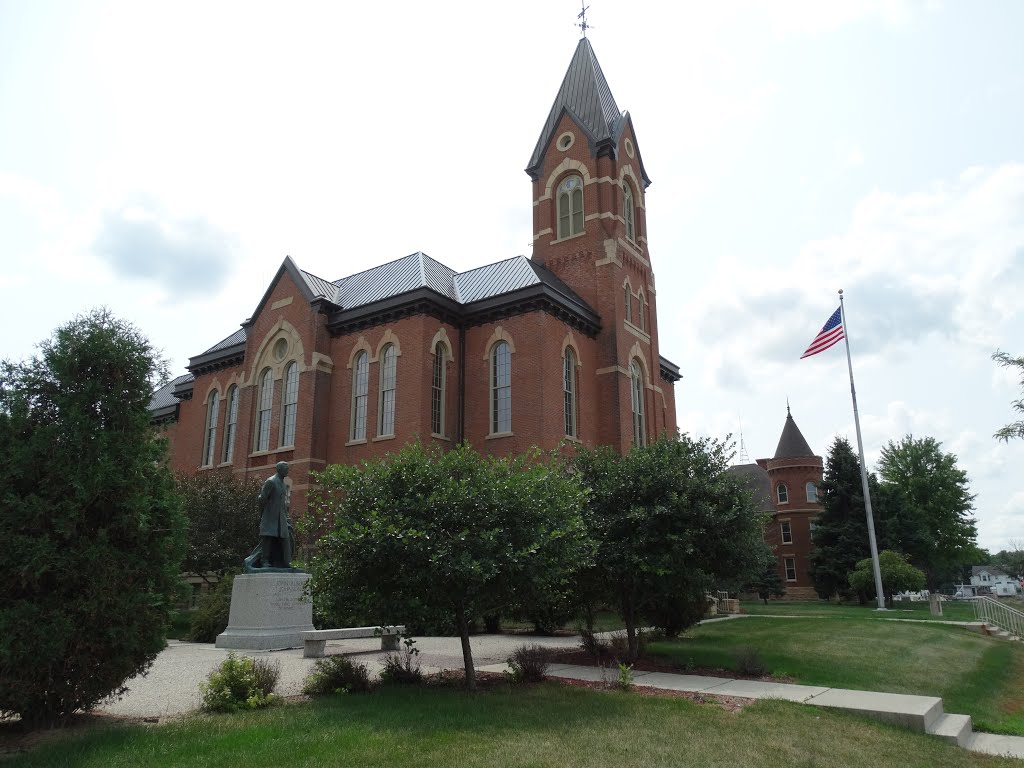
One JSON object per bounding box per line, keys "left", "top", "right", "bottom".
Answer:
{"left": 756, "top": 406, "right": 825, "bottom": 600}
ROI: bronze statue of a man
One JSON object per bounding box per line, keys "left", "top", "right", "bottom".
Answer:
{"left": 257, "top": 461, "right": 293, "bottom": 568}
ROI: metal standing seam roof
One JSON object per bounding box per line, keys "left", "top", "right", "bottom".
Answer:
{"left": 198, "top": 328, "right": 246, "bottom": 356}
{"left": 148, "top": 373, "right": 194, "bottom": 411}
{"left": 773, "top": 412, "right": 816, "bottom": 459}
{"left": 527, "top": 37, "right": 626, "bottom": 178}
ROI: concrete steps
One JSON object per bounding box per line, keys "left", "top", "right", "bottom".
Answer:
{"left": 928, "top": 713, "right": 974, "bottom": 747}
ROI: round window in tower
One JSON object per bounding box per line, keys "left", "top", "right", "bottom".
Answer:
{"left": 624, "top": 138, "right": 635, "bottom": 158}
{"left": 557, "top": 132, "right": 575, "bottom": 151}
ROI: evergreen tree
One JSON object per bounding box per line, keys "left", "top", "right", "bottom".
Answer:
{"left": 0, "top": 309, "right": 186, "bottom": 726}
{"left": 992, "top": 350, "right": 1024, "bottom": 442}
{"left": 808, "top": 437, "right": 889, "bottom": 600}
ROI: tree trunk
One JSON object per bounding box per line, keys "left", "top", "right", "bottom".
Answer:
{"left": 456, "top": 602, "right": 476, "bottom": 690}
{"left": 621, "top": 591, "right": 638, "bottom": 662}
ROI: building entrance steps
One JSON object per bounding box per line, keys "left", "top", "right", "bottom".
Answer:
{"left": 475, "top": 662, "right": 1024, "bottom": 760}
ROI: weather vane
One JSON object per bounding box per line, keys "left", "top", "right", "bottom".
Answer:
{"left": 577, "top": 2, "right": 591, "bottom": 37}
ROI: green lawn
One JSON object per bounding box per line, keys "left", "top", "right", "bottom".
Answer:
{"left": 647, "top": 613, "right": 1024, "bottom": 735}
{"left": 741, "top": 599, "right": 979, "bottom": 622}
{"left": 5, "top": 685, "right": 1017, "bottom": 768}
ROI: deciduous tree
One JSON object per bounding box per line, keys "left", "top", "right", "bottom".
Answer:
{"left": 306, "top": 442, "right": 590, "bottom": 690}
{"left": 0, "top": 309, "right": 185, "bottom": 727}
{"left": 177, "top": 472, "right": 262, "bottom": 582}
{"left": 573, "top": 435, "right": 769, "bottom": 658}
{"left": 848, "top": 550, "right": 925, "bottom": 606}
{"left": 992, "top": 350, "right": 1024, "bottom": 442}
{"left": 877, "top": 435, "right": 977, "bottom": 590}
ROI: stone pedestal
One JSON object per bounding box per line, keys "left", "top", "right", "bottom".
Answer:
{"left": 215, "top": 572, "right": 314, "bottom": 650}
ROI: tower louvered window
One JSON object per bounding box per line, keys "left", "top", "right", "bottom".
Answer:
{"left": 564, "top": 348, "right": 577, "bottom": 438}
{"left": 557, "top": 175, "right": 584, "bottom": 238}
{"left": 631, "top": 360, "right": 646, "bottom": 448}
{"left": 623, "top": 182, "right": 635, "bottom": 241}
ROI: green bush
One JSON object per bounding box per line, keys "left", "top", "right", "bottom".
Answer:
{"left": 189, "top": 573, "right": 236, "bottom": 643}
{"left": 507, "top": 644, "right": 553, "bottom": 683}
{"left": 200, "top": 653, "right": 279, "bottom": 713}
{"left": 0, "top": 309, "right": 186, "bottom": 727}
{"left": 302, "top": 656, "right": 371, "bottom": 695}
{"left": 379, "top": 637, "right": 422, "bottom": 685}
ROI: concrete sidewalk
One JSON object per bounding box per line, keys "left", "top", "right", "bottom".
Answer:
{"left": 475, "top": 661, "right": 1024, "bottom": 760}
{"left": 99, "top": 633, "right": 1024, "bottom": 760}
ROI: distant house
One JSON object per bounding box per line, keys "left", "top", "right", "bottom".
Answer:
{"left": 970, "top": 566, "right": 1020, "bottom": 597}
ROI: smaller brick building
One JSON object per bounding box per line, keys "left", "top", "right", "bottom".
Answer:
{"left": 731, "top": 408, "right": 823, "bottom": 599}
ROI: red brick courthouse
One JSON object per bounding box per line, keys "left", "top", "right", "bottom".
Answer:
{"left": 150, "top": 38, "right": 681, "bottom": 518}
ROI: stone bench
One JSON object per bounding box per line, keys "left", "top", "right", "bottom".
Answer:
{"left": 302, "top": 625, "right": 406, "bottom": 658}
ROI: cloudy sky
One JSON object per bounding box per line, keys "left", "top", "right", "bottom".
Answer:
{"left": 2, "top": 0, "right": 1022, "bottom": 552}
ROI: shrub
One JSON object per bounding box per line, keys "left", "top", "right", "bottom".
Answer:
{"left": 507, "top": 644, "right": 552, "bottom": 683}
{"left": 0, "top": 309, "right": 186, "bottom": 727}
{"left": 189, "top": 573, "right": 236, "bottom": 643}
{"left": 735, "top": 647, "right": 767, "bottom": 677}
{"left": 200, "top": 653, "right": 279, "bottom": 713}
{"left": 379, "top": 637, "right": 422, "bottom": 685}
{"left": 616, "top": 662, "right": 634, "bottom": 691}
{"left": 303, "top": 656, "right": 371, "bottom": 695}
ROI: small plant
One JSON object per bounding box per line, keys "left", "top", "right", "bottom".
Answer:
{"left": 506, "top": 644, "right": 552, "bottom": 683}
{"left": 735, "top": 646, "right": 767, "bottom": 677}
{"left": 379, "top": 636, "right": 422, "bottom": 685}
{"left": 200, "top": 653, "right": 279, "bottom": 713}
{"left": 302, "top": 655, "right": 371, "bottom": 696}
{"left": 616, "top": 662, "right": 634, "bottom": 691}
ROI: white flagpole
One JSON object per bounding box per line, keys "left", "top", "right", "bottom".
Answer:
{"left": 839, "top": 289, "right": 887, "bottom": 610}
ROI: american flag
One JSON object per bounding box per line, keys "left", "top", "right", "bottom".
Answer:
{"left": 800, "top": 307, "right": 844, "bottom": 359}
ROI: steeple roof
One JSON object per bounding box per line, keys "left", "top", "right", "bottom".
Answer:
{"left": 773, "top": 408, "right": 816, "bottom": 459}
{"left": 527, "top": 38, "right": 647, "bottom": 183}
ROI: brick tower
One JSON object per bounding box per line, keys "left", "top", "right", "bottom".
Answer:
{"left": 757, "top": 407, "right": 824, "bottom": 599}
{"left": 526, "top": 38, "right": 676, "bottom": 452}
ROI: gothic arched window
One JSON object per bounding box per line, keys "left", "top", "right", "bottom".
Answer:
{"left": 490, "top": 341, "right": 511, "bottom": 434}
{"left": 623, "top": 182, "right": 635, "bottom": 241}
{"left": 351, "top": 351, "right": 369, "bottom": 441}
{"left": 222, "top": 385, "right": 238, "bottom": 463}
{"left": 631, "top": 360, "right": 646, "bottom": 448}
{"left": 557, "top": 175, "right": 584, "bottom": 238}
{"left": 564, "top": 348, "right": 577, "bottom": 438}
{"left": 431, "top": 342, "right": 446, "bottom": 436}
{"left": 280, "top": 361, "right": 298, "bottom": 447}
{"left": 378, "top": 344, "right": 397, "bottom": 437}
{"left": 255, "top": 369, "right": 273, "bottom": 452}
{"left": 202, "top": 390, "right": 219, "bottom": 466}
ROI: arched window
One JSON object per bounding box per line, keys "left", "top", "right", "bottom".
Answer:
{"left": 280, "top": 361, "right": 298, "bottom": 447}
{"left": 255, "top": 369, "right": 273, "bottom": 452}
{"left": 431, "top": 342, "right": 446, "bottom": 436}
{"left": 222, "top": 385, "right": 238, "bottom": 463}
{"left": 631, "top": 360, "right": 645, "bottom": 448}
{"left": 624, "top": 283, "right": 632, "bottom": 324}
{"left": 623, "top": 182, "right": 635, "bottom": 241}
{"left": 806, "top": 482, "right": 818, "bottom": 503}
{"left": 777, "top": 483, "right": 789, "bottom": 504}
{"left": 490, "top": 341, "right": 511, "bottom": 434}
{"left": 202, "top": 390, "right": 219, "bottom": 466}
{"left": 637, "top": 290, "right": 646, "bottom": 332}
{"left": 557, "top": 175, "right": 584, "bottom": 238}
{"left": 351, "top": 351, "right": 368, "bottom": 441}
{"left": 564, "top": 348, "right": 577, "bottom": 438}
{"left": 378, "top": 344, "right": 397, "bottom": 437}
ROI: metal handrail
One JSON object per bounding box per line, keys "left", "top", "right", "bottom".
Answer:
{"left": 970, "top": 595, "right": 1024, "bottom": 639}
